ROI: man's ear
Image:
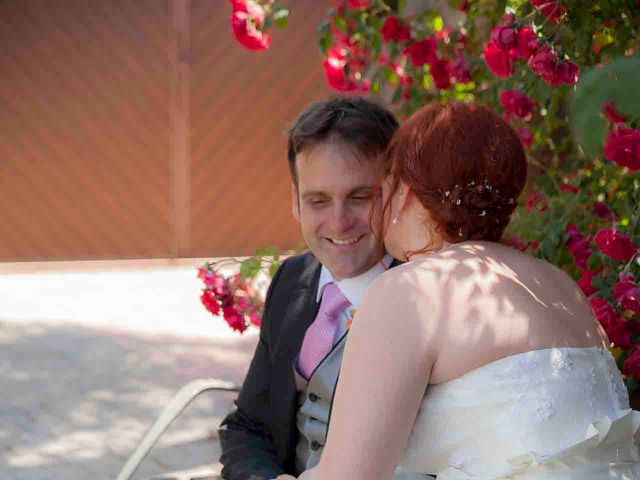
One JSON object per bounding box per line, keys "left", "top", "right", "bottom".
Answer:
{"left": 292, "top": 183, "right": 301, "bottom": 222}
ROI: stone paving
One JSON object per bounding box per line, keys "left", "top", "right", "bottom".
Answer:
{"left": 0, "top": 260, "right": 259, "bottom": 480}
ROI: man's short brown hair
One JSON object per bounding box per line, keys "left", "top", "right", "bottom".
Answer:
{"left": 287, "top": 97, "right": 399, "bottom": 187}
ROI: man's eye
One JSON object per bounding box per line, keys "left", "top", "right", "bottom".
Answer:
{"left": 310, "top": 199, "right": 327, "bottom": 206}
{"left": 351, "top": 196, "right": 370, "bottom": 202}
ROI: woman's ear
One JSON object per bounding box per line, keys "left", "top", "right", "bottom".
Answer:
{"left": 396, "top": 181, "right": 412, "bottom": 214}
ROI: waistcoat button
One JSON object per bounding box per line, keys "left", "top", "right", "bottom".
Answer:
{"left": 310, "top": 440, "right": 321, "bottom": 451}
{"left": 309, "top": 393, "right": 319, "bottom": 402}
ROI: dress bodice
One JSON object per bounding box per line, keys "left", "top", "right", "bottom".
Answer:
{"left": 401, "top": 347, "right": 640, "bottom": 479}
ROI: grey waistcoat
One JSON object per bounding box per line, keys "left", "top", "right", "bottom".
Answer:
{"left": 293, "top": 333, "right": 347, "bottom": 473}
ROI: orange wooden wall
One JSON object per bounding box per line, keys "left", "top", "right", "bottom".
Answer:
{"left": 0, "top": 0, "right": 331, "bottom": 261}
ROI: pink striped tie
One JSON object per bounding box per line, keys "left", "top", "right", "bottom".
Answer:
{"left": 298, "top": 283, "right": 351, "bottom": 379}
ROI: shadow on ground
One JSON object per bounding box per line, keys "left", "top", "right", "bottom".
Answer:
{"left": 0, "top": 320, "right": 257, "bottom": 480}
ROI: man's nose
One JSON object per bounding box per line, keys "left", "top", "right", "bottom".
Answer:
{"left": 329, "top": 204, "right": 355, "bottom": 232}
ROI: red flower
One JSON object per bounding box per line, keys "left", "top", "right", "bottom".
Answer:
{"left": 323, "top": 44, "right": 370, "bottom": 92}
{"left": 603, "top": 127, "right": 640, "bottom": 172}
{"left": 403, "top": 37, "right": 437, "bottom": 67}
{"left": 517, "top": 26, "right": 539, "bottom": 60}
{"left": 565, "top": 224, "right": 592, "bottom": 270}
{"left": 483, "top": 40, "right": 514, "bottom": 78}
{"left": 590, "top": 297, "right": 632, "bottom": 349}
{"left": 559, "top": 184, "right": 579, "bottom": 194}
{"left": 348, "top": 0, "right": 369, "bottom": 8}
{"left": 593, "top": 201, "right": 614, "bottom": 219}
{"left": 555, "top": 60, "right": 579, "bottom": 85}
{"left": 595, "top": 228, "right": 638, "bottom": 262}
{"left": 526, "top": 192, "right": 548, "bottom": 212}
{"left": 429, "top": 58, "right": 451, "bottom": 90}
{"left": 449, "top": 55, "right": 472, "bottom": 83}
{"left": 614, "top": 274, "right": 640, "bottom": 314}
{"left": 200, "top": 290, "right": 220, "bottom": 316}
{"left": 500, "top": 90, "right": 537, "bottom": 120}
{"left": 381, "top": 16, "right": 411, "bottom": 43}
{"left": 223, "top": 306, "right": 248, "bottom": 333}
{"left": 530, "top": 0, "right": 566, "bottom": 24}
{"left": 247, "top": 311, "right": 262, "bottom": 327}
{"left": 490, "top": 25, "right": 518, "bottom": 51}
{"left": 229, "top": 0, "right": 271, "bottom": 51}
{"left": 578, "top": 269, "right": 600, "bottom": 297}
{"left": 624, "top": 350, "right": 640, "bottom": 378}
{"left": 603, "top": 101, "right": 627, "bottom": 124}
{"left": 509, "top": 235, "right": 528, "bottom": 252}
{"left": 517, "top": 126, "right": 533, "bottom": 149}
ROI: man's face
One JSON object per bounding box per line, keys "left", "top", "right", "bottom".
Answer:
{"left": 292, "top": 142, "right": 382, "bottom": 281}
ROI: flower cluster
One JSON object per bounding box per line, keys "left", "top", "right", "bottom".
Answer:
{"left": 227, "top": 0, "right": 289, "bottom": 52}
{"left": 483, "top": 10, "right": 578, "bottom": 87}
{"left": 224, "top": 0, "right": 640, "bottom": 391}
{"left": 198, "top": 264, "right": 263, "bottom": 334}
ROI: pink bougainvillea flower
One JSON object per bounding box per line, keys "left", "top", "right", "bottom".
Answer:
{"left": 590, "top": 297, "right": 633, "bottom": 349}
{"left": 381, "top": 16, "right": 411, "bottom": 43}
{"left": 490, "top": 25, "right": 518, "bottom": 51}
{"left": 429, "top": 58, "right": 452, "bottom": 90}
{"left": 595, "top": 228, "right": 638, "bottom": 262}
{"left": 483, "top": 40, "right": 514, "bottom": 78}
{"left": 559, "top": 184, "right": 579, "bottom": 193}
{"left": 578, "top": 269, "right": 600, "bottom": 297}
{"left": 403, "top": 37, "right": 437, "bottom": 67}
{"left": 229, "top": 0, "right": 271, "bottom": 51}
{"left": 593, "top": 201, "right": 614, "bottom": 219}
{"left": 604, "top": 127, "right": 640, "bottom": 171}
{"left": 624, "top": 349, "right": 640, "bottom": 378}
{"left": 530, "top": 0, "right": 566, "bottom": 24}
{"left": 449, "top": 55, "right": 472, "bottom": 83}
{"left": 500, "top": 90, "right": 537, "bottom": 120}
{"left": 614, "top": 274, "right": 640, "bottom": 314}
{"left": 200, "top": 290, "right": 220, "bottom": 316}
{"left": 565, "top": 224, "right": 592, "bottom": 270}
{"left": 516, "top": 26, "right": 539, "bottom": 60}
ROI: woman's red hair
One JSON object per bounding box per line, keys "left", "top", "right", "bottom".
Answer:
{"left": 382, "top": 102, "right": 527, "bottom": 252}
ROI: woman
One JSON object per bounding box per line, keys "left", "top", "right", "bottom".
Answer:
{"left": 291, "top": 102, "right": 640, "bottom": 479}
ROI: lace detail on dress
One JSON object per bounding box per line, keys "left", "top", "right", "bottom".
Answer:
{"left": 551, "top": 349, "right": 573, "bottom": 371}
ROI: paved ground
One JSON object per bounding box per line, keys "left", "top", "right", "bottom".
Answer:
{"left": 0, "top": 260, "right": 259, "bottom": 480}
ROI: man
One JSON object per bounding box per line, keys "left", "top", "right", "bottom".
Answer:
{"left": 219, "top": 97, "right": 411, "bottom": 480}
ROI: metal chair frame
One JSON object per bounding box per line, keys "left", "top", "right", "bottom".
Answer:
{"left": 116, "top": 378, "right": 240, "bottom": 480}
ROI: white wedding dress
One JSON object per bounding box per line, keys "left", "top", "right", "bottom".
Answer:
{"left": 399, "top": 347, "right": 640, "bottom": 479}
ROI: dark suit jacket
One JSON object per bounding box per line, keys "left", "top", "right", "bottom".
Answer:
{"left": 219, "top": 252, "right": 322, "bottom": 480}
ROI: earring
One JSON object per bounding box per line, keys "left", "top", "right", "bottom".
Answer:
{"left": 392, "top": 212, "right": 400, "bottom": 225}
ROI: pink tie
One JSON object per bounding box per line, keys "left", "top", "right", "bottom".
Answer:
{"left": 298, "top": 283, "right": 351, "bottom": 379}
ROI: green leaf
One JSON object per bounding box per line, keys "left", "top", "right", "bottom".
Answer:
{"left": 334, "top": 15, "right": 347, "bottom": 32}
{"left": 571, "top": 54, "right": 640, "bottom": 159}
{"left": 317, "top": 21, "right": 332, "bottom": 55}
{"left": 587, "top": 254, "right": 603, "bottom": 271}
{"left": 269, "top": 260, "right": 282, "bottom": 278}
{"left": 240, "top": 257, "right": 261, "bottom": 279}
{"left": 627, "top": 375, "right": 640, "bottom": 393}
{"left": 273, "top": 7, "right": 289, "bottom": 29}
{"left": 255, "top": 246, "right": 279, "bottom": 257}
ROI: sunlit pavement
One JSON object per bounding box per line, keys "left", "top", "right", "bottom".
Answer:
{"left": 0, "top": 259, "right": 259, "bottom": 480}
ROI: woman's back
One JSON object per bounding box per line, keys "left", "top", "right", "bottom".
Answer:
{"left": 398, "top": 241, "right": 608, "bottom": 384}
